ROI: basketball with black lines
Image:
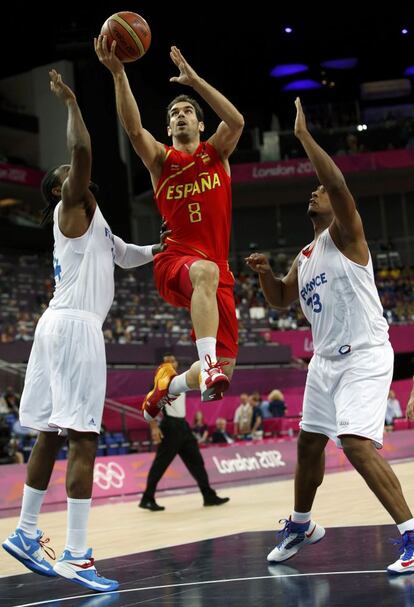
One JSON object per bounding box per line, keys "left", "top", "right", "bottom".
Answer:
{"left": 101, "top": 12, "right": 151, "bottom": 62}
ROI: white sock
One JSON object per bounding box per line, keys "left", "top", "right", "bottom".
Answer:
{"left": 169, "top": 372, "right": 190, "bottom": 396}
{"left": 398, "top": 518, "right": 414, "bottom": 534}
{"left": 291, "top": 510, "right": 312, "bottom": 525}
{"left": 196, "top": 337, "right": 217, "bottom": 371}
{"left": 18, "top": 484, "right": 47, "bottom": 538}
{"left": 65, "top": 497, "right": 91, "bottom": 557}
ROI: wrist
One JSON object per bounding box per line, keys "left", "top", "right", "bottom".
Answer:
{"left": 113, "top": 68, "right": 126, "bottom": 81}
{"left": 190, "top": 76, "right": 204, "bottom": 91}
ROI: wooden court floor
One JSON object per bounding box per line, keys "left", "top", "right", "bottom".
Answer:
{"left": 0, "top": 460, "right": 413, "bottom": 577}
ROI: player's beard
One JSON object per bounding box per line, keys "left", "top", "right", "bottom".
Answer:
{"left": 175, "top": 130, "right": 192, "bottom": 144}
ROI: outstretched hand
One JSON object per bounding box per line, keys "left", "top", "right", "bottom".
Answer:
{"left": 294, "top": 97, "right": 308, "bottom": 138}
{"left": 49, "top": 69, "right": 76, "bottom": 104}
{"left": 94, "top": 35, "right": 124, "bottom": 75}
{"left": 150, "top": 424, "right": 163, "bottom": 444}
{"left": 245, "top": 252, "right": 272, "bottom": 275}
{"left": 169, "top": 46, "right": 199, "bottom": 86}
{"left": 152, "top": 218, "right": 171, "bottom": 254}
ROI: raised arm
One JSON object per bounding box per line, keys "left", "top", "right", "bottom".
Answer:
{"left": 169, "top": 46, "right": 244, "bottom": 164}
{"left": 245, "top": 253, "right": 300, "bottom": 309}
{"left": 294, "top": 98, "right": 366, "bottom": 249}
{"left": 49, "top": 70, "right": 92, "bottom": 209}
{"left": 94, "top": 36, "right": 165, "bottom": 186}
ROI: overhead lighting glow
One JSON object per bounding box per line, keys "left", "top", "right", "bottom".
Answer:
{"left": 282, "top": 79, "right": 322, "bottom": 91}
{"left": 320, "top": 58, "right": 358, "bottom": 70}
{"left": 403, "top": 65, "right": 414, "bottom": 76}
{"left": 270, "top": 64, "right": 309, "bottom": 78}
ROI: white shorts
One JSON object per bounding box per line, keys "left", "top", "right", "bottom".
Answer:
{"left": 301, "top": 342, "right": 394, "bottom": 448}
{"left": 20, "top": 308, "right": 106, "bottom": 434}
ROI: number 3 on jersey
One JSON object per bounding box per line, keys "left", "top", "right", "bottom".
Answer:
{"left": 306, "top": 293, "right": 322, "bottom": 313}
{"left": 188, "top": 202, "right": 202, "bottom": 223}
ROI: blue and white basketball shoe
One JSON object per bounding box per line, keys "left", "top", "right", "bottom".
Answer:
{"left": 267, "top": 518, "right": 325, "bottom": 562}
{"left": 54, "top": 548, "right": 119, "bottom": 592}
{"left": 2, "top": 528, "right": 57, "bottom": 576}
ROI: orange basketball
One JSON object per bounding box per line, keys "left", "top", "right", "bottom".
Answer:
{"left": 100, "top": 11, "right": 151, "bottom": 62}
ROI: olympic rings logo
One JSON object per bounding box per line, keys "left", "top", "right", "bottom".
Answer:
{"left": 93, "top": 462, "right": 126, "bottom": 490}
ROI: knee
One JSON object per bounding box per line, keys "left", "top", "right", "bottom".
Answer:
{"left": 35, "top": 431, "right": 66, "bottom": 454}
{"left": 190, "top": 261, "right": 219, "bottom": 290}
{"left": 68, "top": 432, "right": 98, "bottom": 464}
{"left": 297, "top": 431, "right": 326, "bottom": 463}
{"left": 341, "top": 435, "right": 371, "bottom": 466}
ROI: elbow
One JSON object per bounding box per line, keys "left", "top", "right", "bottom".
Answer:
{"left": 325, "top": 175, "right": 347, "bottom": 193}
{"left": 70, "top": 141, "right": 90, "bottom": 153}
{"left": 234, "top": 113, "right": 245, "bottom": 131}
{"left": 128, "top": 128, "right": 146, "bottom": 145}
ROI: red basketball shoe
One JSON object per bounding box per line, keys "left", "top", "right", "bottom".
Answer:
{"left": 199, "top": 355, "right": 230, "bottom": 402}
{"left": 142, "top": 363, "right": 178, "bottom": 421}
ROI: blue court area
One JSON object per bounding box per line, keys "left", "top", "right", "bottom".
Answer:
{"left": 1, "top": 525, "right": 412, "bottom": 607}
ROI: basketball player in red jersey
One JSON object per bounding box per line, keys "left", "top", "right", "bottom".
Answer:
{"left": 95, "top": 39, "right": 244, "bottom": 419}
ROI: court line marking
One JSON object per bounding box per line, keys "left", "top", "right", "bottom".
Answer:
{"left": 11, "top": 569, "right": 387, "bottom": 606}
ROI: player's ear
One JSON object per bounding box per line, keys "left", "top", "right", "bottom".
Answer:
{"left": 199, "top": 121, "right": 205, "bottom": 133}
{"left": 52, "top": 184, "right": 62, "bottom": 197}
{"left": 167, "top": 126, "right": 172, "bottom": 137}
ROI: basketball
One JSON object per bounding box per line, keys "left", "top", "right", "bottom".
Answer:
{"left": 100, "top": 12, "right": 151, "bottom": 62}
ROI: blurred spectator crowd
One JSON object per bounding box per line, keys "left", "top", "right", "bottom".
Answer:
{"left": 2, "top": 251, "right": 414, "bottom": 346}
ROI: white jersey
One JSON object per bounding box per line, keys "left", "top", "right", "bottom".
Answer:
{"left": 298, "top": 228, "right": 389, "bottom": 358}
{"left": 49, "top": 202, "right": 115, "bottom": 323}
{"left": 164, "top": 393, "right": 186, "bottom": 418}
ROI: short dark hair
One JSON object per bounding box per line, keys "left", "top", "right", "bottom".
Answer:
{"left": 166, "top": 95, "right": 204, "bottom": 125}
{"left": 40, "top": 166, "right": 61, "bottom": 224}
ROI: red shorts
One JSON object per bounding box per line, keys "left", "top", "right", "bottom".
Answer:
{"left": 154, "top": 249, "right": 238, "bottom": 359}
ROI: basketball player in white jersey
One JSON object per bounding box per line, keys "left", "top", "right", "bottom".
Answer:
{"left": 246, "top": 98, "right": 414, "bottom": 575}
{"left": 2, "top": 70, "right": 168, "bottom": 592}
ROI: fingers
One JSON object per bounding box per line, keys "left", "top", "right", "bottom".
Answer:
{"left": 170, "top": 45, "right": 185, "bottom": 66}
{"left": 95, "top": 34, "right": 115, "bottom": 60}
{"left": 49, "top": 69, "right": 63, "bottom": 91}
{"left": 245, "top": 252, "right": 270, "bottom": 274}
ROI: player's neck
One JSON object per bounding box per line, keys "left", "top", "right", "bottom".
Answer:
{"left": 312, "top": 216, "right": 331, "bottom": 238}
{"left": 172, "top": 138, "right": 201, "bottom": 155}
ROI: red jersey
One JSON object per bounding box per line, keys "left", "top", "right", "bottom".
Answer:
{"left": 154, "top": 141, "right": 232, "bottom": 261}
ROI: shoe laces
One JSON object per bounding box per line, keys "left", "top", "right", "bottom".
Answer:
{"left": 276, "top": 518, "right": 294, "bottom": 546}
{"left": 204, "top": 355, "right": 229, "bottom": 377}
{"left": 158, "top": 394, "right": 176, "bottom": 409}
{"left": 276, "top": 518, "right": 306, "bottom": 548}
{"left": 391, "top": 531, "right": 414, "bottom": 560}
{"left": 38, "top": 534, "right": 56, "bottom": 560}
